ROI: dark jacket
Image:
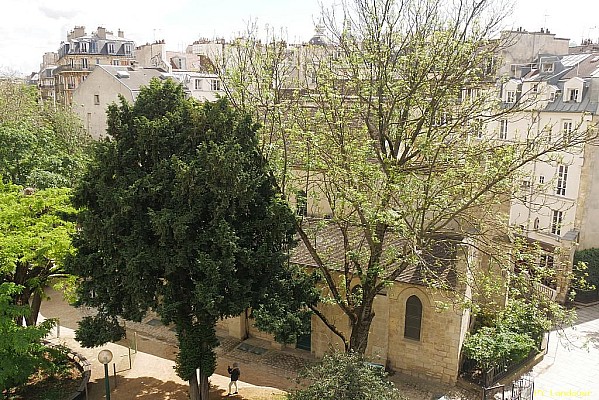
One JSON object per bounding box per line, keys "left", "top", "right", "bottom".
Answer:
{"left": 228, "top": 366, "right": 240, "bottom": 381}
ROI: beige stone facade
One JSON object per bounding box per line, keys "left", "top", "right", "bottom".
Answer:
{"left": 218, "top": 279, "right": 470, "bottom": 384}
{"left": 53, "top": 26, "right": 136, "bottom": 106}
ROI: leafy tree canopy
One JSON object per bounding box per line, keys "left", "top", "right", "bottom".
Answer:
{"left": 0, "top": 182, "right": 77, "bottom": 326}
{"left": 219, "top": 0, "right": 594, "bottom": 354}
{"left": 0, "top": 80, "right": 91, "bottom": 188}
{"left": 67, "top": 79, "right": 313, "bottom": 400}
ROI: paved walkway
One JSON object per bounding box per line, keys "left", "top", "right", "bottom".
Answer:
{"left": 38, "top": 287, "right": 484, "bottom": 399}
{"left": 39, "top": 287, "right": 308, "bottom": 399}
{"left": 531, "top": 304, "right": 599, "bottom": 399}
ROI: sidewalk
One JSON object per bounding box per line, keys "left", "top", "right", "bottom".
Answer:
{"left": 39, "top": 287, "right": 306, "bottom": 399}
{"left": 40, "top": 287, "right": 475, "bottom": 399}
{"left": 530, "top": 304, "right": 599, "bottom": 399}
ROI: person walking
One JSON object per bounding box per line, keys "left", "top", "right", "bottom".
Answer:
{"left": 227, "top": 362, "right": 240, "bottom": 396}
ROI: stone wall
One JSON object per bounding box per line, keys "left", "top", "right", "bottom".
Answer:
{"left": 310, "top": 282, "right": 468, "bottom": 384}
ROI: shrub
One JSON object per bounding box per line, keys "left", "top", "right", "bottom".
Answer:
{"left": 287, "top": 351, "right": 405, "bottom": 400}
{"left": 498, "top": 299, "right": 551, "bottom": 344}
{"left": 574, "top": 248, "right": 599, "bottom": 291}
{"left": 462, "top": 326, "right": 536, "bottom": 370}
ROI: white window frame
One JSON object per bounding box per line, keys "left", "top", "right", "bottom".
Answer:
{"left": 542, "top": 62, "right": 554, "bottom": 73}
{"left": 499, "top": 119, "right": 508, "bottom": 139}
{"left": 124, "top": 43, "right": 132, "bottom": 56}
{"left": 556, "top": 165, "right": 568, "bottom": 196}
{"left": 82, "top": 58, "right": 88, "bottom": 69}
{"left": 80, "top": 42, "right": 88, "bottom": 53}
{"left": 568, "top": 88, "right": 579, "bottom": 102}
{"left": 551, "top": 210, "right": 563, "bottom": 235}
{"left": 470, "top": 118, "right": 483, "bottom": 139}
{"left": 563, "top": 120, "right": 573, "bottom": 141}
{"left": 107, "top": 42, "right": 115, "bottom": 54}
{"left": 462, "top": 88, "right": 478, "bottom": 102}
{"left": 194, "top": 79, "right": 202, "bottom": 90}
{"left": 210, "top": 79, "right": 221, "bottom": 91}
{"left": 506, "top": 90, "right": 516, "bottom": 103}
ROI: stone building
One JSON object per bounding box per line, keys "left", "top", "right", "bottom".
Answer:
{"left": 72, "top": 65, "right": 166, "bottom": 139}
{"left": 72, "top": 64, "right": 224, "bottom": 139}
{"left": 502, "top": 52, "right": 599, "bottom": 301}
{"left": 53, "top": 26, "right": 136, "bottom": 106}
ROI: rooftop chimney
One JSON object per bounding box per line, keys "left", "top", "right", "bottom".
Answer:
{"left": 118, "top": 29, "right": 124, "bottom": 38}
{"left": 68, "top": 26, "right": 86, "bottom": 41}
{"left": 97, "top": 27, "right": 106, "bottom": 40}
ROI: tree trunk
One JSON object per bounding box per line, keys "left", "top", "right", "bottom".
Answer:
{"left": 189, "top": 371, "right": 200, "bottom": 400}
{"left": 348, "top": 296, "right": 375, "bottom": 354}
{"left": 199, "top": 367, "right": 210, "bottom": 400}
{"left": 27, "top": 290, "right": 42, "bottom": 326}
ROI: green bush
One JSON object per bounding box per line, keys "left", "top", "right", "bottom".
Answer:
{"left": 498, "top": 299, "right": 551, "bottom": 344}
{"left": 287, "top": 351, "right": 405, "bottom": 400}
{"left": 462, "top": 326, "right": 536, "bottom": 370}
{"left": 574, "top": 248, "right": 599, "bottom": 291}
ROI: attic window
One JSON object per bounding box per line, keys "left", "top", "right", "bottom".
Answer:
{"left": 568, "top": 88, "right": 579, "bottom": 102}
{"left": 506, "top": 90, "right": 516, "bottom": 103}
{"left": 549, "top": 91, "right": 557, "bottom": 102}
{"left": 541, "top": 62, "right": 554, "bottom": 73}
{"left": 532, "top": 84, "right": 538, "bottom": 93}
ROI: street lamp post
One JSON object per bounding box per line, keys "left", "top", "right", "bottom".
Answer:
{"left": 98, "top": 349, "right": 113, "bottom": 400}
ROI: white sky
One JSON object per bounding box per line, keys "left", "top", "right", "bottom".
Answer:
{"left": 1, "top": 0, "right": 598, "bottom": 76}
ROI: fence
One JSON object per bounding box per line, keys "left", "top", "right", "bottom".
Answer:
{"left": 483, "top": 374, "right": 534, "bottom": 400}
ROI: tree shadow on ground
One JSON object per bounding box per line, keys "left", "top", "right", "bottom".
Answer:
{"left": 581, "top": 330, "right": 599, "bottom": 350}
{"left": 86, "top": 376, "right": 285, "bottom": 399}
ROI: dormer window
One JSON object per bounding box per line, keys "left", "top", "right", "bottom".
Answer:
{"left": 568, "top": 88, "right": 579, "bottom": 102}
{"left": 532, "top": 84, "right": 538, "bottom": 93}
{"left": 506, "top": 90, "right": 516, "bottom": 103}
{"left": 107, "top": 42, "right": 115, "bottom": 54}
{"left": 549, "top": 91, "right": 556, "bottom": 102}
{"left": 124, "top": 43, "right": 132, "bottom": 56}
{"left": 541, "top": 62, "right": 554, "bottom": 73}
{"left": 80, "top": 42, "right": 88, "bottom": 53}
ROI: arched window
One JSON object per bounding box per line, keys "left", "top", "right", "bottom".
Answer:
{"left": 533, "top": 218, "right": 540, "bottom": 230}
{"left": 404, "top": 295, "right": 422, "bottom": 340}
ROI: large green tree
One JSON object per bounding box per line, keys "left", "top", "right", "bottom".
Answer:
{"left": 0, "top": 182, "right": 76, "bottom": 326}
{"left": 220, "top": 0, "right": 596, "bottom": 354}
{"left": 0, "top": 80, "right": 90, "bottom": 188}
{"left": 67, "top": 79, "right": 309, "bottom": 400}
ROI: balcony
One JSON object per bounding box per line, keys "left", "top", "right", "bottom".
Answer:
{"left": 54, "top": 64, "right": 96, "bottom": 74}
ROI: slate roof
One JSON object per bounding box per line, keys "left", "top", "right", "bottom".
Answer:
{"left": 98, "top": 66, "right": 167, "bottom": 98}
{"left": 290, "top": 220, "right": 463, "bottom": 289}
{"left": 521, "top": 52, "right": 599, "bottom": 114}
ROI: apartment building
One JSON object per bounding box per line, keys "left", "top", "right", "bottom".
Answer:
{"left": 53, "top": 26, "right": 136, "bottom": 106}
{"left": 72, "top": 65, "right": 166, "bottom": 139}
{"left": 38, "top": 52, "right": 58, "bottom": 104}
{"left": 500, "top": 46, "right": 599, "bottom": 301}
